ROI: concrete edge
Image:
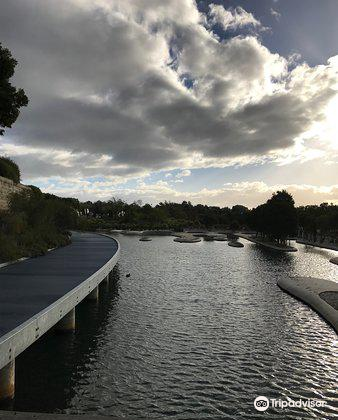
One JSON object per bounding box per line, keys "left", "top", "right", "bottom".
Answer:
{"left": 296, "top": 239, "right": 338, "bottom": 252}
{"left": 0, "top": 243, "right": 64, "bottom": 270}
{"left": 0, "top": 247, "right": 58, "bottom": 269}
{"left": 238, "top": 234, "right": 297, "bottom": 252}
{"left": 228, "top": 241, "right": 244, "bottom": 248}
{"left": 277, "top": 277, "right": 338, "bottom": 334}
{"left": 0, "top": 257, "right": 29, "bottom": 270}
{"left": 0, "top": 235, "right": 120, "bottom": 370}
{"left": 330, "top": 257, "right": 338, "bottom": 265}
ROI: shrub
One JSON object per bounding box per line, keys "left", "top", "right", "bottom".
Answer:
{"left": 0, "top": 189, "right": 77, "bottom": 261}
{"left": 0, "top": 156, "right": 21, "bottom": 183}
{"left": 0, "top": 232, "right": 21, "bottom": 262}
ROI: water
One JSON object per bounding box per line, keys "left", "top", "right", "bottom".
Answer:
{"left": 12, "top": 237, "right": 338, "bottom": 419}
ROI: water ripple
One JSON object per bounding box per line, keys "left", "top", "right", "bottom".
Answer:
{"left": 11, "top": 237, "right": 337, "bottom": 418}
{"left": 65, "top": 237, "right": 337, "bottom": 419}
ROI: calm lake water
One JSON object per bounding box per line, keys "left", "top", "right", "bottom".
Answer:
{"left": 12, "top": 236, "right": 338, "bottom": 419}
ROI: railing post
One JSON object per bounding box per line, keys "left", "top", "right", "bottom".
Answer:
{"left": 0, "top": 360, "right": 15, "bottom": 402}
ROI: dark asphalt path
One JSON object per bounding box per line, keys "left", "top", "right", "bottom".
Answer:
{"left": 0, "top": 232, "right": 118, "bottom": 337}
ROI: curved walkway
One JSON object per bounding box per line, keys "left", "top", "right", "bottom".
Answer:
{"left": 238, "top": 234, "right": 297, "bottom": 252}
{"left": 0, "top": 232, "right": 119, "bottom": 372}
{"left": 278, "top": 277, "right": 338, "bottom": 334}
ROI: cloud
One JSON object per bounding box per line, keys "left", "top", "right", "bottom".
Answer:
{"left": 270, "top": 8, "right": 281, "bottom": 21}
{"left": 0, "top": 0, "right": 337, "bottom": 194}
{"left": 0, "top": 142, "right": 147, "bottom": 182}
{"left": 208, "top": 4, "right": 263, "bottom": 31}
{"left": 176, "top": 169, "right": 191, "bottom": 178}
{"left": 36, "top": 178, "right": 338, "bottom": 208}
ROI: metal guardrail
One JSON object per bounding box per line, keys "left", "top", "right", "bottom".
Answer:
{"left": 0, "top": 238, "right": 120, "bottom": 371}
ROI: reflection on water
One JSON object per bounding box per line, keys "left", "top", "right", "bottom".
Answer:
{"left": 14, "top": 267, "right": 121, "bottom": 413}
{"left": 13, "top": 238, "right": 338, "bottom": 419}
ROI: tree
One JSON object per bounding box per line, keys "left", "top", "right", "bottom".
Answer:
{"left": 250, "top": 190, "right": 297, "bottom": 244}
{"left": 297, "top": 203, "right": 338, "bottom": 243}
{"left": 0, "top": 43, "right": 28, "bottom": 136}
{"left": 265, "top": 190, "right": 297, "bottom": 242}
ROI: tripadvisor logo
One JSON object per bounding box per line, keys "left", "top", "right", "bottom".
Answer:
{"left": 254, "top": 396, "right": 269, "bottom": 411}
{"left": 254, "top": 396, "right": 326, "bottom": 412}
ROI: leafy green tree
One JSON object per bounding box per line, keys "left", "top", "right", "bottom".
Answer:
{"left": 265, "top": 190, "right": 297, "bottom": 242}
{"left": 297, "top": 202, "right": 338, "bottom": 243}
{"left": 0, "top": 43, "right": 28, "bottom": 135}
{"left": 250, "top": 190, "right": 297, "bottom": 243}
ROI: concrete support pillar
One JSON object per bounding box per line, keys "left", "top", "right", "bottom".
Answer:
{"left": 86, "top": 286, "right": 99, "bottom": 301}
{"left": 100, "top": 275, "right": 110, "bottom": 292}
{"left": 0, "top": 361, "right": 15, "bottom": 402}
{"left": 56, "top": 308, "right": 75, "bottom": 332}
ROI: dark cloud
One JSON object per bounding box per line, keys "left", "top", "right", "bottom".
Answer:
{"left": 0, "top": 0, "right": 337, "bottom": 182}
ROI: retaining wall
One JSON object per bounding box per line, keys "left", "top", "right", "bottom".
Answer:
{"left": 0, "top": 176, "right": 30, "bottom": 211}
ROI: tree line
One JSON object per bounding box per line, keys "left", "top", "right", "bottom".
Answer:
{"left": 1, "top": 168, "right": 337, "bottom": 262}
{"left": 76, "top": 199, "right": 250, "bottom": 232}
{"left": 76, "top": 191, "right": 338, "bottom": 245}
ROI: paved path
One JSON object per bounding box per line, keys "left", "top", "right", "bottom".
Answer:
{"left": 238, "top": 234, "right": 297, "bottom": 252}
{"left": 278, "top": 277, "right": 338, "bottom": 333}
{"left": 0, "top": 232, "right": 118, "bottom": 338}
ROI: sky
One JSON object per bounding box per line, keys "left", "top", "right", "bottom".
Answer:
{"left": 0, "top": 0, "right": 337, "bottom": 208}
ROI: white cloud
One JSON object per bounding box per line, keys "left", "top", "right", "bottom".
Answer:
{"left": 176, "top": 169, "right": 191, "bottom": 178}
{"left": 270, "top": 8, "right": 281, "bottom": 21}
{"left": 0, "top": 0, "right": 337, "bottom": 201}
{"left": 208, "top": 4, "right": 263, "bottom": 31}
{"left": 37, "top": 178, "right": 338, "bottom": 208}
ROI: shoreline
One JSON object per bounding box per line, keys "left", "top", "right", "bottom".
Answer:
{"left": 296, "top": 238, "right": 338, "bottom": 252}
{"left": 238, "top": 234, "right": 297, "bottom": 252}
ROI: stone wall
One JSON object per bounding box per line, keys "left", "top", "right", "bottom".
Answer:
{"left": 0, "top": 176, "right": 30, "bottom": 211}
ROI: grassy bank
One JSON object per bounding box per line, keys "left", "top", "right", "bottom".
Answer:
{"left": 0, "top": 187, "right": 77, "bottom": 262}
